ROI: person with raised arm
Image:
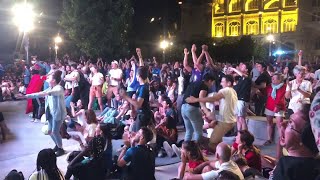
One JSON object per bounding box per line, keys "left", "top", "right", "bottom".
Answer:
{"left": 119, "top": 48, "right": 152, "bottom": 132}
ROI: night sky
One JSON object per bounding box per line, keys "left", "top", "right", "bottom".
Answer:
{"left": 0, "top": 0, "right": 181, "bottom": 62}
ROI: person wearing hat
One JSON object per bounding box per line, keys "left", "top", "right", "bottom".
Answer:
{"left": 107, "top": 60, "right": 123, "bottom": 107}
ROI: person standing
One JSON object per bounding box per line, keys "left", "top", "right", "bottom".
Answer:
{"left": 186, "top": 75, "right": 238, "bottom": 152}
{"left": 26, "top": 70, "right": 66, "bottom": 156}
{"left": 23, "top": 65, "right": 31, "bottom": 88}
{"left": 119, "top": 48, "right": 152, "bottom": 132}
{"left": 230, "top": 63, "right": 251, "bottom": 131}
{"left": 64, "top": 64, "right": 80, "bottom": 104}
{"left": 88, "top": 65, "right": 104, "bottom": 112}
{"left": 181, "top": 52, "right": 215, "bottom": 142}
{"left": 107, "top": 61, "right": 123, "bottom": 107}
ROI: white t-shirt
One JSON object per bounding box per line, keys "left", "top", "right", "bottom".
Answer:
{"left": 178, "top": 75, "right": 184, "bottom": 95}
{"left": 218, "top": 87, "right": 238, "bottom": 123}
{"left": 29, "top": 169, "right": 64, "bottom": 180}
{"left": 64, "top": 71, "right": 80, "bottom": 89}
{"left": 90, "top": 72, "right": 104, "bottom": 86}
{"left": 286, "top": 79, "right": 312, "bottom": 113}
{"left": 84, "top": 123, "right": 97, "bottom": 138}
{"left": 109, "top": 68, "right": 123, "bottom": 86}
{"left": 201, "top": 160, "right": 244, "bottom": 180}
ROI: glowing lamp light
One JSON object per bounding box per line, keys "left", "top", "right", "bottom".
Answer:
{"left": 54, "top": 36, "right": 62, "bottom": 44}
{"left": 274, "top": 50, "right": 285, "bottom": 56}
{"left": 54, "top": 45, "right": 59, "bottom": 50}
{"left": 178, "top": 1, "right": 182, "bottom": 5}
{"left": 267, "top": 34, "right": 274, "bottom": 42}
{"left": 160, "top": 40, "right": 169, "bottom": 50}
{"left": 12, "top": 2, "right": 35, "bottom": 32}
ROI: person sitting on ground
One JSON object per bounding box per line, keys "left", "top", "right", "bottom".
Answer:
{"left": 68, "top": 109, "right": 97, "bottom": 148}
{"left": 154, "top": 94, "right": 166, "bottom": 125}
{"left": 97, "top": 94, "right": 129, "bottom": 125}
{"left": 231, "top": 130, "right": 261, "bottom": 172}
{"left": 65, "top": 136, "right": 108, "bottom": 180}
{"left": 95, "top": 123, "right": 113, "bottom": 174}
{"left": 183, "top": 142, "right": 244, "bottom": 180}
{"left": 270, "top": 106, "right": 320, "bottom": 180}
{"left": 231, "top": 154, "right": 263, "bottom": 179}
{"left": 155, "top": 97, "right": 178, "bottom": 157}
{"left": 176, "top": 141, "right": 207, "bottom": 179}
{"left": 29, "top": 148, "right": 64, "bottom": 180}
{"left": 117, "top": 127, "right": 155, "bottom": 180}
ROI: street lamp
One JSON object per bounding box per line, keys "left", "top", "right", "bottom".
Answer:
{"left": 12, "top": 1, "right": 35, "bottom": 64}
{"left": 160, "top": 40, "right": 169, "bottom": 62}
{"left": 267, "top": 34, "right": 275, "bottom": 57}
{"left": 54, "top": 35, "right": 62, "bottom": 60}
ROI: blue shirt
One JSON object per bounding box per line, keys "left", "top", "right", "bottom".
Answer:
{"left": 24, "top": 69, "right": 31, "bottom": 85}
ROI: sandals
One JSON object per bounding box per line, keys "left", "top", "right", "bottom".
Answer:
{"left": 263, "top": 140, "right": 272, "bottom": 146}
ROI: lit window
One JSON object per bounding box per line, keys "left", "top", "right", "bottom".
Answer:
{"left": 245, "top": 0, "right": 259, "bottom": 11}
{"left": 283, "top": 18, "right": 296, "bottom": 32}
{"left": 214, "top": 1, "right": 225, "bottom": 14}
{"left": 264, "top": 0, "right": 280, "bottom": 9}
{"left": 264, "top": 19, "right": 278, "bottom": 33}
{"left": 215, "top": 22, "right": 224, "bottom": 37}
{"left": 229, "top": 21, "right": 241, "bottom": 36}
{"left": 229, "top": 0, "right": 241, "bottom": 13}
{"left": 284, "top": 0, "right": 297, "bottom": 7}
{"left": 246, "top": 20, "right": 259, "bottom": 35}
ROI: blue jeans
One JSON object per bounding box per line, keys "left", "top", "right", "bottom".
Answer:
{"left": 181, "top": 104, "right": 203, "bottom": 142}
{"left": 47, "top": 111, "right": 63, "bottom": 148}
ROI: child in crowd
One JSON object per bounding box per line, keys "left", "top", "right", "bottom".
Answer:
{"left": 178, "top": 141, "right": 206, "bottom": 179}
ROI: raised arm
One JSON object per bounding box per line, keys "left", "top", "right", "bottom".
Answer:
{"left": 183, "top": 48, "right": 192, "bottom": 73}
{"left": 191, "top": 44, "right": 198, "bottom": 65}
{"left": 203, "top": 45, "right": 214, "bottom": 68}
{"left": 136, "top": 48, "right": 144, "bottom": 67}
{"left": 298, "top": 50, "right": 302, "bottom": 66}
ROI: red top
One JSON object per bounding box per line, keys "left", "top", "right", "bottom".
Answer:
{"left": 265, "top": 84, "right": 287, "bottom": 112}
{"left": 25, "top": 75, "right": 46, "bottom": 114}
{"left": 188, "top": 160, "right": 204, "bottom": 169}
{"left": 232, "top": 142, "right": 262, "bottom": 171}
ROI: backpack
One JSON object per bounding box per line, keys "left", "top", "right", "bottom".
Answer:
{"left": 78, "top": 71, "right": 90, "bottom": 90}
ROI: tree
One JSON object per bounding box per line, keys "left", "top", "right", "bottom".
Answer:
{"left": 59, "top": 0, "right": 133, "bottom": 58}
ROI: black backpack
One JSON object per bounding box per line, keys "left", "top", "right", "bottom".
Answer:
{"left": 78, "top": 71, "right": 90, "bottom": 90}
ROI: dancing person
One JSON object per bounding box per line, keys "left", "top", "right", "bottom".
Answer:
{"left": 186, "top": 75, "right": 238, "bottom": 152}
{"left": 26, "top": 70, "right": 66, "bottom": 156}
{"left": 119, "top": 48, "right": 153, "bottom": 132}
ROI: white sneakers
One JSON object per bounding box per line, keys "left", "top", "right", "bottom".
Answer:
{"left": 163, "top": 141, "right": 182, "bottom": 158}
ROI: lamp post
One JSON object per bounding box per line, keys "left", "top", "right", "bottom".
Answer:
{"left": 267, "top": 34, "right": 275, "bottom": 57}
{"left": 160, "top": 40, "right": 169, "bottom": 62}
{"left": 54, "top": 35, "right": 62, "bottom": 60}
{"left": 12, "top": 1, "right": 35, "bottom": 64}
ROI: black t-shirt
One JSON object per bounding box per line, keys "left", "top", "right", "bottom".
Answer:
{"left": 234, "top": 76, "right": 252, "bottom": 102}
{"left": 182, "top": 81, "right": 208, "bottom": 107}
{"left": 255, "top": 71, "right": 271, "bottom": 87}
{"left": 123, "top": 145, "right": 155, "bottom": 180}
{"left": 272, "top": 156, "right": 320, "bottom": 180}
{"left": 136, "top": 84, "right": 150, "bottom": 113}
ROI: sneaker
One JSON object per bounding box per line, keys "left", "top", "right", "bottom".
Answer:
{"left": 163, "top": 141, "right": 175, "bottom": 157}
{"left": 30, "top": 119, "right": 35, "bottom": 122}
{"left": 55, "top": 148, "right": 65, "bottom": 157}
{"left": 172, "top": 144, "right": 181, "bottom": 159}
{"left": 157, "top": 149, "right": 166, "bottom": 158}
{"left": 53, "top": 145, "right": 59, "bottom": 152}
{"left": 33, "top": 119, "right": 40, "bottom": 123}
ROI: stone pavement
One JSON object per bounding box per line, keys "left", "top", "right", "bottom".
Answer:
{"left": 0, "top": 101, "right": 276, "bottom": 180}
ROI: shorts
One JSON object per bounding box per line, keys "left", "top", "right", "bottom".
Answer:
{"left": 236, "top": 100, "right": 248, "bottom": 117}
{"left": 90, "top": 85, "right": 102, "bottom": 98}
{"left": 265, "top": 108, "right": 285, "bottom": 117}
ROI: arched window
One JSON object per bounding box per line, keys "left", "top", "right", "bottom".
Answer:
{"left": 264, "top": 19, "right": 278, "bottom": 33}
{"left": 264, "top": 0, "right": 280, "bottom": 9}
{"left": 246, "top": 20, "right": 259, "bottom": 35}
{"left": 283, "top": 18, "right": 296, "bottom": 32}
{"left": 229, "top": 0, "right": 241, "bottom": 13}
{"left": 229, "top": 21, "right": 241, "bottom": 36}
{"left": 215, "top": 22, "right": 224, "bottom": 37}
{"left": 284, "top": 0, "right": 297, "bottom": 7}
{"left": 245, "top": 0, "right": 259, "bottom": 11}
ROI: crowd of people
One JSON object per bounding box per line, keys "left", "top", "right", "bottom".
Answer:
{"left": 1, "top": 45, "right": 320, "bottom": 180}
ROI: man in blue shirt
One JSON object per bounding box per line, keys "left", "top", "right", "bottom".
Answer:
{"left": 117, "top": 127, "right": 155, "bottom": 180}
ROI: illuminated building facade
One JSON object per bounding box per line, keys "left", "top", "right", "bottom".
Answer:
{"left": 180, "top": 0, "right": 320, "bottom": 61}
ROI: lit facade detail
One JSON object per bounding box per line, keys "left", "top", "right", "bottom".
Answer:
{"left": 212, "top": 0, "right": 298, "bottom": 37}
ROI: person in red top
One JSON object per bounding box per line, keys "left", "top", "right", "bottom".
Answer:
{"left": 232, "top": 130, "right": 262, "bottom": 172}
{"left": 264, "top": 73, "right": 286, "bottom": 158}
